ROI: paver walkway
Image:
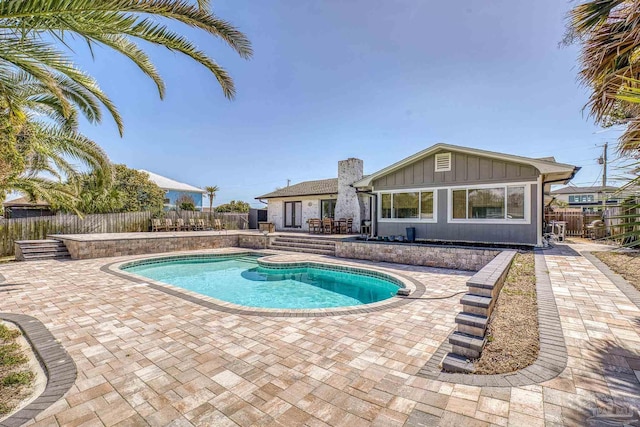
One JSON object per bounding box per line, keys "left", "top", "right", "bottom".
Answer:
{"left": 0, "top": 244, "right": 639, "bottom": 426}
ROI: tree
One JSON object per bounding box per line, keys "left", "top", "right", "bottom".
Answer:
{"left": 0, "top": 1, "right": 252, "bottom": 136}
{"left": 570, "top": 0, "right": 640, "bottom": 153}
{"left": 73, "top": 165, "right": 165, "bottom": 214}
{"left": 205, "top": 185, "right": 219, "bottom": 219}
{"left": 176, "top": 194, "right": 196, "bottom": 211}
{"left": 216, "top": 200, "right": 250, "bottom": 213}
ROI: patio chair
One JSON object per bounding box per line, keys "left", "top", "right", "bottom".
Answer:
{"left": 188, "top": 218, "right": 197, "bottom": 231}
{"left": 165, "top": 218, "right": 178, "bottom": 231}
{"left": 196, "top": 219, "right": 206, "bottom": 230}
{"left": 214, "top": 218, "right": 226, "bottom": 231}
{"left": 346, "top": 218, "right": 353, "bottom": 233}
{"left": 175, "top": 218, "right": 186, "bottom": 231}
{"left": 151, "top": 218, "right": 166, "bottom": 232}
{"left": 335, "top": 218, "right": 347, "bottom": 234}
{"left": 308, "top": 218, "right": 321, "bottom": 234}
{"left": 322, "top": 218, "right": 332, "bottom": 234}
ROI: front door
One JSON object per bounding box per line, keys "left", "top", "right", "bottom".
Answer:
{"left": 284, "top": 201, "right": 302, "bottom": 228}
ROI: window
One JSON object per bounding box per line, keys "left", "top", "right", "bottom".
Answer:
{"left": 569, "top": 194, "right": 595, "bottom": 203}
{"left": 284, "top": 201, "right": 302, "bottom": 227}
{"left": 320, "top": 199, "right": 336, "bottom": 218}
{"left": 435, "top": 153, "right": 452, "bottom": 172}
{"left": 451, "top": 185, "right": 527, "bottom": 221}
{"left": 379, "top": 191, "right": 435, "bottom": 221}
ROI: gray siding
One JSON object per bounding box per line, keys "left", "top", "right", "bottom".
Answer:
{"left": 373, "top": 150, "right": 539, "bottom": 190}
{"left": 377, "top": 187, "right": 538, "bottom": 245}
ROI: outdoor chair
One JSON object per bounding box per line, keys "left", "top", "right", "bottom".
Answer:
{"left": 308, "top": 218, "right": 321, "bottom": 234}
{"left": 322, "top": 218, "right": 332, "bottom": 234}
{"left": 196, "top": 219, "right": 206, "bottom": 230}
{"left": 151, "top": 218, "right": 166, "bottom": 232}
{"left": 335, "top": 218, "right": 347, "bottom": 234}
{"left": 175, "top": 218, "right": 186, "bottom": 231}
{"left": 188, "top": 218, "right": 197, "bottom": 230}
{"left": 214, "top": 219, "right": 227, "bottom": 233}
{"left": 346, "top": 218, "right": 353, "bottom": 233}
{"left": 165, "top": 218, "right": 178, "bottom": 231}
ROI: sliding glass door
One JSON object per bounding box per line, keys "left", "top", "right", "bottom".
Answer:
{"left": 284, "top": 201, "right": 302, "bottom": 228}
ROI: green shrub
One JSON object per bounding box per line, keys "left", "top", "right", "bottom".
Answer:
{"left": 2, "top": 371, "right": 34, "bottom": 386}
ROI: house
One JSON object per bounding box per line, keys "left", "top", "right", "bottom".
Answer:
{"left": 550, "top": 185, "right": 619, "bottom": 212}
{"left": 139, "top": 170, "right": 206, "bottom": 211}
{"left": 3, "top": 196, "right": 54, "bottom": 219}
{"left": 257, "top": 144, "right": 579, "bottom": 246}
{"left": 256, "top": 159, "right": 371, "bottom": 233}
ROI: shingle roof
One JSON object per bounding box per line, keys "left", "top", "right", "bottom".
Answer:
{"left": 139, "top": 170, "right": 205, "bottom": 193}
{"left": 256, "top": 178, "right": 338, "bottom": 199}
{"left": 3, "top": 196, "right": 51, "bottom": 207}
{"left": 551, "top": 185, "right": 618, "bottom": 195}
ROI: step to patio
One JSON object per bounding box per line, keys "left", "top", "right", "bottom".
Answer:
{"left": 268, "top": 237, "right": 336, "bottom": 256}
{"left": 449, "top": 331, "right": 486, "bottom": 360}
{"left": 455, "top": 312, "right": 489, "bottom": 337}
{"left": 441, "top": 353, "right": 475, "bottom": 374}
{"left": 460, "top": 294, "right": 494, "bottom": 317}
{"left": 15, "top": 240, "right": 70, "bottom": 261}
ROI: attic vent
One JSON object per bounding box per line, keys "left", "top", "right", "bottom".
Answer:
{"left": 435, "top": 152, "right": 452, "bottom": 172}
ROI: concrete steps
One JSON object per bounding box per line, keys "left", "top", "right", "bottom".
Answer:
{"left": 15, "top": 239, "right": 70, "bottom": 261}
{"left": 268, "top": 236, "right": 336, "bottom": 256}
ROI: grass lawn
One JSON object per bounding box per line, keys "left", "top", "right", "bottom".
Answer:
{"left": 593, "top": 251, "right": 640, "bottom": 289}
{"left": 474, "top": 252, "right": 539, "bottom": 374}
{"left": 0, "top": 323, "right": 35, "bottom": 416}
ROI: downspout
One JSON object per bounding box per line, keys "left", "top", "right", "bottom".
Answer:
{"left": 353, "top": 186, "right": 377, "bottom": 237}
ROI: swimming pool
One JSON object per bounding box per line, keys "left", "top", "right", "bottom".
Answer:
{"left": 121, "top": 254, "right": 401, "bottom": 309}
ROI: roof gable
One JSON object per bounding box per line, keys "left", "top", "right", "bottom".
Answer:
{"left": 139, "top": 170, "right": 204, "bottom": 193}
{"left": 353, "top": 143, "right": 578, "bottom": 188}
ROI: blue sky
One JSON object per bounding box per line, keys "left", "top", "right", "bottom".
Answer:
{"left": 73, "top": 0, "right": 619, "bottom": 207}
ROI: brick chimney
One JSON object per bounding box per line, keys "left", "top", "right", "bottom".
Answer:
{"left": 334, "top": 158, "right": 364, "bottom": 232}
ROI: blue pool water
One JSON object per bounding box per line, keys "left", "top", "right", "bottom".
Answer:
{"left": 123, "top": 255, "right": 400, "bottom": 309}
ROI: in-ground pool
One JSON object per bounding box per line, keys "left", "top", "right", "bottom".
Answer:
{"left": 122, "top": 254, "right": 401, "bottom": 309}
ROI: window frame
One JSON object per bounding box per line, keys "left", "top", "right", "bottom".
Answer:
{"left": 447, "top": 182, "right": 531, "bottom": 224}
{"left": 377, "top": 189, "right": 437, "bottom": 223}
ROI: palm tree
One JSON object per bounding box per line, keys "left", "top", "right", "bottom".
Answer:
{"left": 0, "top": 72, "right": 111, "bottom": 211}
{"left": 0, "top": 0, "right": 252, "bottom": 135}
{"left": 205, "top": 185, "right": 219, "bottom": 220}
{"left": 571, "top": 0, "right": 640, "bottom": 153}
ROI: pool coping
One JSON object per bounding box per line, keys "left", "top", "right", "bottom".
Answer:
{"left": 0, "top": 313, "right": 77, "bottom": 427}
{"left": 415, "top": 251, "right": 568, "bottom": 386}
{"left": 101, "top": 250, "right": 427, "bottom": 317}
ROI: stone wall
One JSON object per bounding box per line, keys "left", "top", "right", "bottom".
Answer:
{"left": 237, "top": 234, "right": 269, "bottom": 249}
{"left": 335, "top": 240, "right": 500, "bottom": 271}
{"left": 59, "top": 234, "right": 239, "bottom": 259}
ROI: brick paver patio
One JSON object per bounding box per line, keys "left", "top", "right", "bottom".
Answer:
{"left": 1, "top": 244, "right": 639, "bottom": 426}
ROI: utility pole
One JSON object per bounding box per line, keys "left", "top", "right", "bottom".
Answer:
{"left": 286, "top": 179, "right": 291, "bottom": 187}
{"left": 601, "top": 142, "right": 608, "bottom": 210}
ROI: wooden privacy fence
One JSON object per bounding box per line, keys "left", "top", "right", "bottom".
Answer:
{"left": 544, "top": 209, "right": 603, "bottom": 237}
{"left": 0, "top": 211, "right": 250, "bottom": 256}
{"left": 0, "top": 211, "right": 151, "bottom": 256}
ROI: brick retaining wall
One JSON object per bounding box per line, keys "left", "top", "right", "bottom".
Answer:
{"left": 335, "top": 240, "right": 500, "bottom": 271}
{"left": 57, "top": 234, "right": 239, "bottom": 259}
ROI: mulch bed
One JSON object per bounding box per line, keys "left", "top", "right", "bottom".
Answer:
{"left": 0, "top": 322, "right": 35, "bottom": 416}
{"left": 473, "top": 252, "right": 539, "bottom": 375}
{"left": 593, "top": 251, "right": 640, "bottom": 290}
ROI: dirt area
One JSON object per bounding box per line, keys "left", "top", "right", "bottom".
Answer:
{"left": 0, "top": 322, "right": 35, "bottom": 416}
{"left": 593, "top": 251, "right": 640, "bottom": 289}
{"left": 474, "top": 252, "right": 539, "bottom": 374}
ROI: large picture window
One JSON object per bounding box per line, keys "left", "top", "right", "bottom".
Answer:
{"left": 379, "top": 191, "right": 435, "bottom": 221}
{"left": 451, "top": 185, "right": 527, "bottom": 221}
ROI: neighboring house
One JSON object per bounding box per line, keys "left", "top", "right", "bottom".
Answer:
{"left": 257, "top": 144, "right": 579, "bottom": 246}
{"left": 3, "top": 196, "right": 54, "bottom": 219}
{"left": 550, "top": 185, "right": 619, "bottom": 212}
{"left": 139, "top": 170, "right": 206, "bottom": 211}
